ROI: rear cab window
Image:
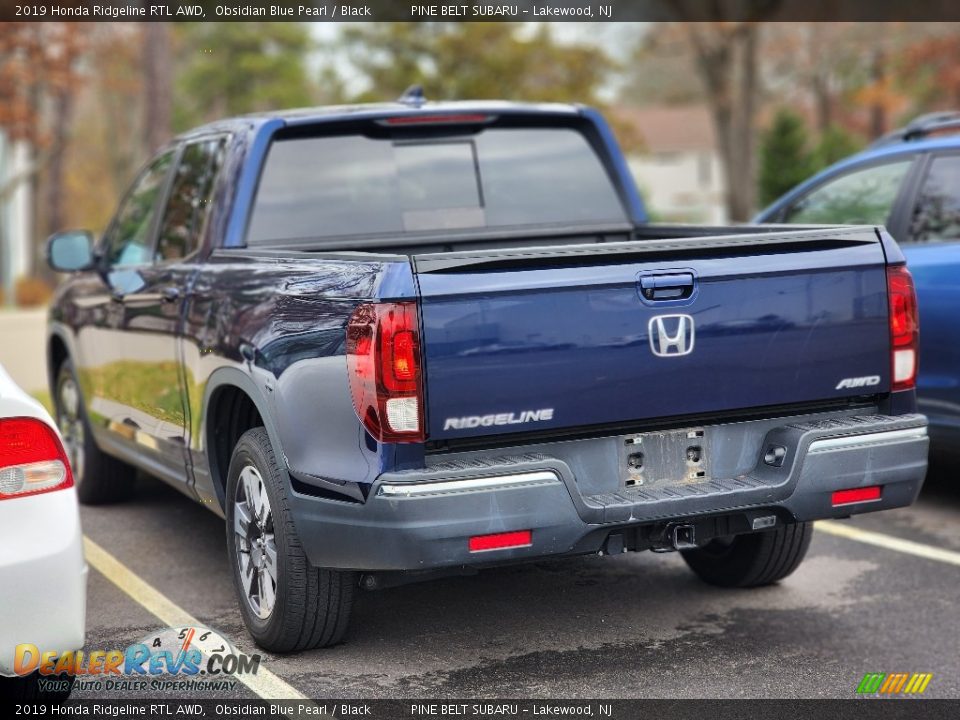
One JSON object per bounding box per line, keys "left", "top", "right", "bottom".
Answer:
{"left": 246, "top": 119, "right": 628, "bottom": 247}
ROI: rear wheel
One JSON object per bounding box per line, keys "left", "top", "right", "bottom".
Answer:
{"left": 226, "top": 428, "right": 355, "bottom": 652}
{"left": 55, "top": 360, "right": 136, "bottom": 505}
{"left": 681, "top": 522, "right": 813, "bottom": 588}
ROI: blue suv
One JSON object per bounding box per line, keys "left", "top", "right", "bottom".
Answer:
{"left": 757, "top": 112, "right": 960, "bottom": 457}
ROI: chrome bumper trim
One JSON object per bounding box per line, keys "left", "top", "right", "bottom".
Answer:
{"left": 377, "top": 470, "right": 561, "bottom": 497}
{"left": 808, "top": 426, "right": 928, "bottom": 454}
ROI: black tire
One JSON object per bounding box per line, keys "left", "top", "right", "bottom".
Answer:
{"left": 681, "top": 522, "right": 813, "bottom": 588}
{"left": 225, "top": 427, "right": 355, "bottom": 652}
{"left": 0, "top": 672, "right": 74, "bottom": 701}
{"left": 55, "top": 359, "right": 136, "bottom": 505}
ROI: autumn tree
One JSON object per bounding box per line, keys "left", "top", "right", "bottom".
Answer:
{"left": 645, "top": 1, "right": 782, "bottom": 220}
{"left": 143, "top": 23, "right": 172, "bottom": 155}
{"left": 341, "top": 23, "right": 613, "bottom": 106}
{"left": 677, "top": 21, "right": 764, "bottom": 220}
{"left": 899, "top": 29, "right": 960, "bottom": 110}
{"left": 0, "top": 23, "right": 85, "bottom": 206}
{"left": 0, "top": 22, "right": 85, "bottom": 289}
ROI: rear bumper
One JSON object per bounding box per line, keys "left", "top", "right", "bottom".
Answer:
{"left": 0, "top": 490, "right": 87, "bottom": 676}
{"left": 289, "top": 413, "right": 928, "bottom": 571}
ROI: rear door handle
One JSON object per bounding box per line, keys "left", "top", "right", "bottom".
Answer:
{"left": 639, "top": 272, "right": 695, "bottom": 301}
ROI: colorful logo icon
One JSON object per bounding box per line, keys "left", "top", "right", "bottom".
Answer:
{"left": 856, "top": 672, "right": 933, "bottom": 695}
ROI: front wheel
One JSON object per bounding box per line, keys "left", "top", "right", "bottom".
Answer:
{"left": 225, "top": 428, "right": 355, "bottom": 652}
{"left": 681, "top": 522, "right": 813, "bottom": 588}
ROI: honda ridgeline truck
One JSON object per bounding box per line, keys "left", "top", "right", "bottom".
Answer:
{"left": 45, "top": 98, "right": 929, "bottom": 652}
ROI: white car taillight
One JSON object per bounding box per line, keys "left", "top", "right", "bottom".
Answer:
{"left": 0, "top": 417, "right": 74, "bottom": 500}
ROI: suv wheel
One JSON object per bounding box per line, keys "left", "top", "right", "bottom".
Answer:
{"left": 225, "top": 428, "right": 355, "bottom": 652}
{"left": 681, "top": 522, "right": 813, "bottom": 588}
{"left": 55, "top": 360, "right": 136, "bottom": 504}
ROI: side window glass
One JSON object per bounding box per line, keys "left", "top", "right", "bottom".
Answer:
{"left": 908, "top": 155, "right": 960, "bottom": 244}
{"left": 103, "top": 151, "right": 174, "bottom": 267}
{"left": 156, "top": 138, "right": 228, "bottom": 262}
{"left": 782, "top": 161, "right": 912, "bottom": 226}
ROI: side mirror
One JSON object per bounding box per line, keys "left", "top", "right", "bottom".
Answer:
{"left": 47, "top": 230, "right": 95, "bottom": 272}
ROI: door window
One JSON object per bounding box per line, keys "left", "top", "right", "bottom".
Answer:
{"left": 156, "top": 137, "right": 228, "bottom": 261}
{"left": 782, "top": 160, "right": 912, "bottom": 226}
{"left": 908, "top": 155, "right": 960, "bottom": 244}
{"left": 103, "top": 151, "right": 175, "bottom": 267}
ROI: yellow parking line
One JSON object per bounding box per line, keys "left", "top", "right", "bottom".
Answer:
{"left": 83, "top": 535, "right": 307, "bottom": 700}
{"left": 817, "top": 520, "right": 960, "bottom": 567}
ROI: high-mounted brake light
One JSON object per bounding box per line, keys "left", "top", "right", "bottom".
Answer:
{"left": 346, "top": 302, "right": 426, "bottom": 443}
{"left": 383, "top": 114, "right": 492, "bottom": 126}
{"left": 887, "top": 266, "right": 919, "bottom": 392}
{"left": 0, "top": 417, "right": 73, "bottom": 500}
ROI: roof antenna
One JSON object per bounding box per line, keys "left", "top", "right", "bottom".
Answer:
{"left": 397, "top": 84, "right": 426, "bottom": 108}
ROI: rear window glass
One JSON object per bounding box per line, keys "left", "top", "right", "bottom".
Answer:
{"left": 246, "top": 126, "right": 627, "bottom": 244}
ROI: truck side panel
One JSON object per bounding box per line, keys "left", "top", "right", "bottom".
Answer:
{"left": 181, "top": 252, "right": 419, "bottom": 508}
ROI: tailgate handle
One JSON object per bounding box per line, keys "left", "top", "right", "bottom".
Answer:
{"left": 639, "top": 273, "right": 695, "bottom": 301}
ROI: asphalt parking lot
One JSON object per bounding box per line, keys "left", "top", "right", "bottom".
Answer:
{"left": 71, "top": 459, "right": 960, "bottom": 701}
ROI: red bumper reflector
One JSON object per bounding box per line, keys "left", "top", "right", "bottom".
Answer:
{"left": 468, "top": 530, "right": 532, "bottom": 552}
{"left": 832, "top": 486, "right": 882, "bottom": 506}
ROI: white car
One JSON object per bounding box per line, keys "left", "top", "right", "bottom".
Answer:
{"left": 0, "top": 364, "right": 86, "bottom": 700}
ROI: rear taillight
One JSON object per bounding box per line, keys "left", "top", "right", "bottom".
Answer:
{"left": 346, "top": 302, "right": 426, "bottom": 443}
{"left": 887, "top": 266, "right": 919, "bottom": 392}
{"left": 0, "top": 417, "right": 73, "bottom": 500}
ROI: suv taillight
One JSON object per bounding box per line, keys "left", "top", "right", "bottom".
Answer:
{"left": 0, "top": 417, "right": 74, "bottom": 500}
{"left": 887, "top": 265, "right": 919, "bottom": 392}
{"left": 346, "top": 302, "right": 426, "bottom": 443}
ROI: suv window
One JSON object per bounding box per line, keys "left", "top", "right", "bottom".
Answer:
{"left": 156, "top": 137, "right": 227, "bottom": 261}
{"left": 908, "top": 155, "right": 960, "bottom": 244}
{"left": 782, "top": 160, "right": 912, "bottom": 226}
{"left": 246, "top": 126, "right": 627, "bottom": 245}
{"left": 104, "top": 151, "right": 175, "bottom": 267}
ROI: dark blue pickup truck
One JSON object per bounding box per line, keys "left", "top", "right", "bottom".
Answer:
{"left": 45, "top": 99, "right": 928, "bottom": 652}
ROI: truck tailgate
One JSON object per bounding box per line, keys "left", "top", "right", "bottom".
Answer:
{"left": 414, "top": 229, "right": 891, "bottom": 441}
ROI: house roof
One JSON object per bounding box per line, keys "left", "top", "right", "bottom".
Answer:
{"left": 614, "top": 105, "right": 717, "bottom": 154}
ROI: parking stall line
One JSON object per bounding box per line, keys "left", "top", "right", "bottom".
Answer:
{"left": 82, "top": 535, "right": 308, "bottom": 701}
{"left": 817, "top": 520, "right": 960, "bottom": 567}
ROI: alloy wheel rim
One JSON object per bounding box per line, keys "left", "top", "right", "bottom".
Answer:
{"left": 234, "top": 465, "right": 278, "bottom": 619}
{"left": 58, "top": 377, "right": 85, "bottom": 485}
